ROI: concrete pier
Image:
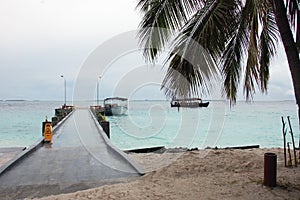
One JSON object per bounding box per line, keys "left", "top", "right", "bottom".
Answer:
{"left": 0, "top": 108, "right": 143, "bottom": 199}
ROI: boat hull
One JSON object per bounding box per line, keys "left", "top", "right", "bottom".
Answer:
{"left": 111, "top": 106, "right": 127, "bottom": 116}
{"left": 170, "top": 102, "right": 209, "bottom": 108}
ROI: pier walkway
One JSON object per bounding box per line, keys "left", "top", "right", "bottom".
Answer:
{"left": 0, "top": 108, "right": 143, "bottom": 199}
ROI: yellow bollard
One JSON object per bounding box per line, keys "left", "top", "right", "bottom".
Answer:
{"left": 43, "top": 117, "right": 53, "bottom": 143}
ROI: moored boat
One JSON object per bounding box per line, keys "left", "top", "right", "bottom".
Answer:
{"left": 104, "top": 97, "right": 128, "bottom": 116}
{"left": 170, "top": 98, "right": 209, "bottom": 108}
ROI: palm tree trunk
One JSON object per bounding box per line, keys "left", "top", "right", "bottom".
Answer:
{"left": 272, "top": 0, "right": 300, "bottom": 128}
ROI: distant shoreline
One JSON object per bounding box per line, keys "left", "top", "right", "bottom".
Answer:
{"left": 4, "top": 100, "right": 26, "bottom": 102}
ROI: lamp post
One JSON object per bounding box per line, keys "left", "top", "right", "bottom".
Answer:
{"left": 97, "top": 76, "right": 101, "bottom": 106}
{"left": 60, "top": 75, "right": 66, "bottom": 106}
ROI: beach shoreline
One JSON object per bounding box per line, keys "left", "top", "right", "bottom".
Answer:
{"left": 25, "top": 147, "right": 300, "bottom": 200}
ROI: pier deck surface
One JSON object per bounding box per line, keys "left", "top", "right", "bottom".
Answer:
{"left": 0, "top": 108, "right": 142, "bottom": 199}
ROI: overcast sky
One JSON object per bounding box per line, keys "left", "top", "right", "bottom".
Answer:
{"left": 0, "top": 0, "right": 296, "bottom": 102}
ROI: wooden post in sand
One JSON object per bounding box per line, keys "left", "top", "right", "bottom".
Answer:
{"left": 287, "top": 116, "right": 297, "bottom": 167}
{"left": 281, "top": 117, "right": 287, "bottom": 167}
{"left": 264, "top": 153, "right": 277, "bottom": 187}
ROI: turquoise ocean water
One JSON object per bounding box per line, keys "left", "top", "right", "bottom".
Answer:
{"left": 0, "top": 100, "right": 299, "bottom": 150}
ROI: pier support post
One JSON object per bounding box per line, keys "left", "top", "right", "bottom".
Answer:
{"left": 100, "top": 121, "right": 110, "bottom": 138}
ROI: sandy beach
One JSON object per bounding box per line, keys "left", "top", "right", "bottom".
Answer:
{"left": 26, "top": 147, "right": 300, "bottom": 200}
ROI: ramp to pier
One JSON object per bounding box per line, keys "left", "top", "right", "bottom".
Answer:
{"left": 0, "top": 108, "right": 143, "bottom": 199}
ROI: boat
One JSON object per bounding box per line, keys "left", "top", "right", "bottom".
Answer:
{"left": 170, "top": 98, "right": 209, "bottom": 108}
{"left": 103, "top": 97, "right": 128, "bottom": 116}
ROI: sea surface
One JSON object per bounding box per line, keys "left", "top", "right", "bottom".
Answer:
{"left": 0, "top": 100, "right": 299, "bottom": 150}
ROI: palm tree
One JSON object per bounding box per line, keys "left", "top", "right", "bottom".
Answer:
{"left": 137, "top": 0, "right": 300, "bottom": 125}
{"left": 272, "top": 0, "right": 300, "bottom": 126}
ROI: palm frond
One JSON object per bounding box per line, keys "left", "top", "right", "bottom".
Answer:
{"left": 162, "top": 41, "right": 219, "bottom": 99}
{"left": 136, "top": 0, "right": 202, "bottom": 62}
{"left": 259, "top": 6, "right": 279, "bottom": 93}
{"left": 222, "top": 0, "right": 278, "bottom": 102}
{"left": 137, "top": 0, "right": 284, "bottom": 103}
{"left": 162, "top": 0, "right": 239, "bottom": 99}
{"left": 178, "top": 0, "right": 239, "bottom": 60}
{"left": 221, "top": 1, "right": 251, "bottom": 103}
{"left": 243, "top": 0, "right": 260, "bottom": 100}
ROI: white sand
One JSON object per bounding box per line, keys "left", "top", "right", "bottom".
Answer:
{"left": 32, "top": 148, "right": 300, "bottom": 200}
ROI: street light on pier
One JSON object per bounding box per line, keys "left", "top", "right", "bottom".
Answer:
{"left": 97, "top": 76, "right": 102, "bottom": 106}
{"left": 60, "top": 75, "right": 66, "bottom": 106}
